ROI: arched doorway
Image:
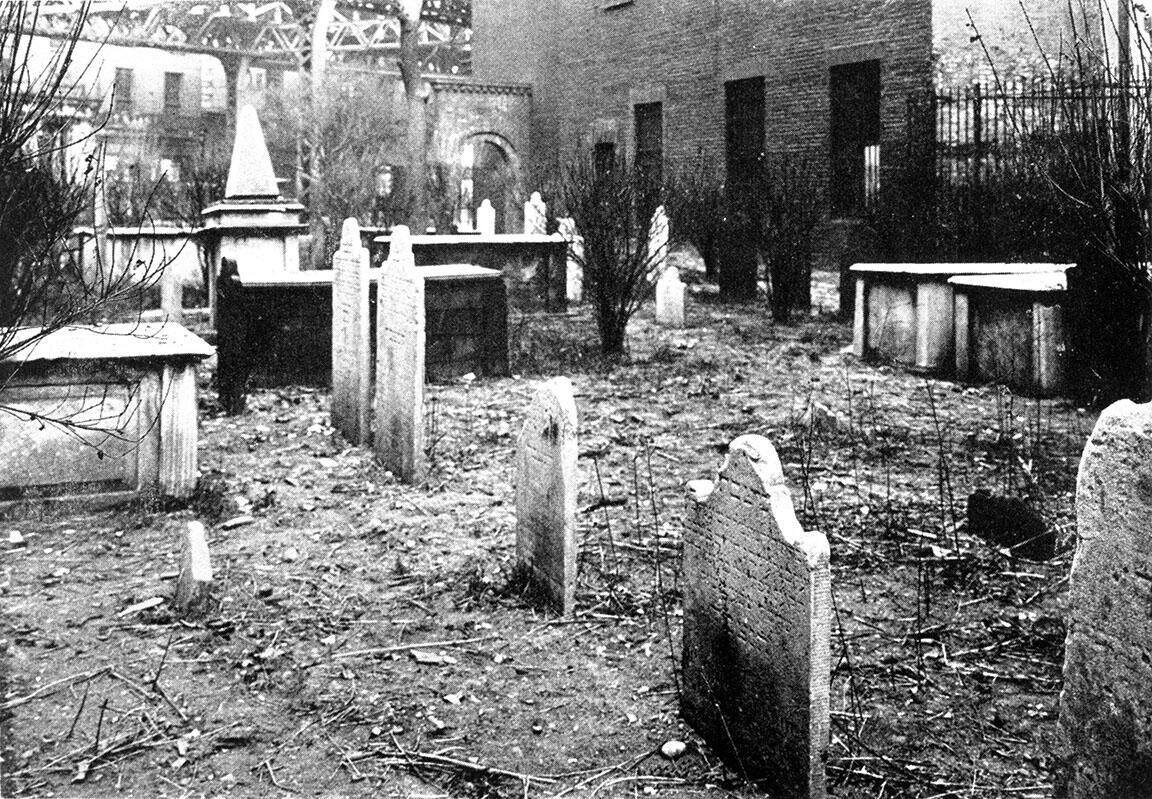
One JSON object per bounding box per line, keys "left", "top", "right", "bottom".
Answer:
{"left": 467, "top": 134, "right": 520, "bottom": 234}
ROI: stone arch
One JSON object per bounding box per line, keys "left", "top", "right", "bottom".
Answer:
{"left": 459, "top": 132, "right": 524, "bottom": 234}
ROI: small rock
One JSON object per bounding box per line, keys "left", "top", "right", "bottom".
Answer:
{"left": 660, "top": 740, "right": 687, "bottom": 760}
{"left": 8, "top": 530, "right": 24, "bottom": 545}
{"left": 282, "top": 547, "right": 300, "bottom": 562}
{"left": 220, "top": 515, "right": 255, "bottom": 530}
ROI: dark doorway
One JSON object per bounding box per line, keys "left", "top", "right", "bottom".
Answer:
{"left": 593, "top": 141, "right": 617, "bottom": 179}
{"left": 634, "top": 101, "right": 663, "bottom": 217}
{"left": 830, "top": 60, "right": 881, "bottom": 216}
{"left": 473, "top": 140, "right": 513, "bottom": 233}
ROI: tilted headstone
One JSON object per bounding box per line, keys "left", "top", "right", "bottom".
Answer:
{"left": 331, "top": 217, "right": 371, "bottom": 447}
{"left": 524, "top": 191, "right": 547, "bottom": 235}
{"left": 655, "top": 265, "right": 685, "bottom": 327}
{"left": 647, "top": 205, "right": 669, "bottom": 282}
{"left": 515, "top": 377, "right": 578, "bottom": 616}
{"left": 1059, "top": 399, "right": 1152, "bottom": 797}
{"left": 682, "top": 434, "right": 831, "bottom": 798}
{"left": 557, "top": 216, "right": 584, "bottom": 304}
{"left": 174, "top": 521, "right": 213, "bottom": 618}
{"left": 477, "top": 199, "right": 496, "bottom": 236}
{"left": 374, "top": 225, "right": 426, "bottom": 482}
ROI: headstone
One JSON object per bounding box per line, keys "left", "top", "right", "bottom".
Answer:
{"left": 1059, "top": 399, "right": 1152, "bottom": 797}
{"left": 331, "top": 217, "right": 371, "bottom": 447}
{"left": 524, "top": 191, "right": 547, "bottom": 235}
{"left": 174, "top": 521, "right": 212, "bottom": 617}
{"left": 647, "top": 205, "right": 669, "bottom": 282}
{"left": 374, "top": 225, "right": 426, "bottom": 482}
{"left": 515, "top": 377, "right": 578, "bottom": 616}
{"left": 655, "top": 265, "right": 685, "bottom": 327}
{"left": 557, "top": 216, "right": 583, "bottom": 304}
{"left": 477, "top": 199, "right": 496, "bottom": 236}
{"left": 682, "top": 434, "right": 831, "bottom": 797}
{"left": 224, "top": 105, "right": 280, "bottom": 200}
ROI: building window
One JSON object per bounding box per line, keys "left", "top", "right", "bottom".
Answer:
{"left": 830, "top": 59, "right": 881, "bottom": 216}
{"left": 594, "top": 141, "right": 616, "bottom": 178}
{"left": 634, "top": 101, "right": 663, "bottom": 216}
{"left": 113, "top": 67, "right": 133, "bottom": 113}
{"left": 724, "top": 76, "right": 765, "bottom": 206}
{"left": 164, "top": 72, "right": 183, "bottom": 116}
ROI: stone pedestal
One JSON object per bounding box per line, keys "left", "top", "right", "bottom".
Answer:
{"left": 949, "top": 271, "right": 1067, "bottom": 396}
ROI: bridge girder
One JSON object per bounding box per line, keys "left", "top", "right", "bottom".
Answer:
{"left": 30, "top": 1, "right": 471, "bottom": 73}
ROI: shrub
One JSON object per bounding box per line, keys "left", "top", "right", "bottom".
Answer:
{"left": 558, "top": 152, "right": 663, "bottom": 358}
{"left": 755, "top": 152, "right": 823, "bottom": 322}
{"left": 664, "top": 157, "right": 725, "bottom": 279}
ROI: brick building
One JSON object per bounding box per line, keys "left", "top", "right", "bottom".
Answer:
{"left": 471, "top": 0, "right": 1079, "bottom": 221}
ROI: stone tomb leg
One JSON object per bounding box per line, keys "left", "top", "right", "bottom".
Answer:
{"left": 331, "top": 217, "right": 372, "bottom": 447}
{"left": 1059, "top": 400, "right": 1152, "bottom": 797}
{"left": 515, "top": 377, "right": 578, "bottom": 616}
{"left": 682, "top": 435, "right": 831, "bottom": 798}
{"left": 374, "top": 226, "right": 426, "bottom": 482}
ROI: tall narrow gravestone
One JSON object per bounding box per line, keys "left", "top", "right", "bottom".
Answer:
{"left": 331, "top": 217, "right": 371, "bottom": 446}
{"left": 1058, "top": 400, "right": 1152, "bottom": 798}
{"left": 557, "top": 216, "right": 583, "bottom": 304}
{"left": 374, "top": 225, "right": 426, "bottom": 482}
{"left": 515, "top": 377, "right": 578, "bottom": 616}
{"left": 682, "top": 435, "right": 831, "bottom": 798}
{"left": 647, "top": 205, "right": 669, "bottom": 281}
{"left": 524, "top": 191, "right": 547, "bottom": 235}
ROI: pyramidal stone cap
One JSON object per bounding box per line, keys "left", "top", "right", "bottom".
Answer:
{"left": 224, "top": 104, "right": 281, "bottom": 200}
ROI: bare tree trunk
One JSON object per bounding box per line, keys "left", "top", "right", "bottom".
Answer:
{"left": 398, "top": 2, "right": 429, "bottom": 231}
{"left": 307, "top": 0, "right": 336, "bottom": 269}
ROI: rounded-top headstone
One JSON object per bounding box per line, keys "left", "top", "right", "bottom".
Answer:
{"left": 340, "top": 217, "right": 361, "bottom": 251}
{"left": 389, "top": 224, "right": 413, "bottom": 263}
{"left": 224, "top": 105, "right": 281, "bottom": 200}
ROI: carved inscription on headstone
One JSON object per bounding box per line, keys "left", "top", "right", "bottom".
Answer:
{"left": 1059, "top": 399, "right": 1152, "bottom": 798}
{"left": 682, "top": 435, "right": 831, "bottom": 798}
{"left": 515, "top": 377, "right": 578, "bottom": 615}
{"left": 374, "top": 225, "right": 425, "bottom": 482}
{"left": 331, "top": 217, "right": 371, "bottom": 446}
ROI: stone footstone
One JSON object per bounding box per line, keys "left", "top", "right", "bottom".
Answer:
{"left": 374, "top": 225, "right": 426, "bottom": 482}
{"left": 1058, "top": 399, "right": 1152, "bottom": 797}
{"left": 331, "top": 217, "right": 371, "bottom": 447}
{"left": 515, "top": 377, "right": 578, "bottom": 616}
{"left": 682, "top": 434, "right": 831, "bottom": 797}
{"left": 174, "top": 521, "right": 212, "bottom": 617}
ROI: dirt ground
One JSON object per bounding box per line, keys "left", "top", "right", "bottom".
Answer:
{"left": 1, "top": 264, "right": 1093, "bottom": 798}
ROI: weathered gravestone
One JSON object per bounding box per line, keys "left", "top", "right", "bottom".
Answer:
{"left": 515, "top": 377, "right": 578, "bottom": 616}
{"left": 477, "top": 199, "right": 496, "bottom": 236}
{"left": 682, "top": 434, "right": 831, "bottom": 798}
{"left": 524, "top": 191, "right": 547, "bottom": 235}
{"left": 174, "top": 521, "right": 213, "bottom": 618}
{"left": 374, "top": 225, "right": 426, "bottom": 482}
{"left": 1058, "top": 399, "right": 1152, "bottom": 798}
{"left": 656, "top": 265, "right": 685, "bottom": 327}
{"left": 331, "top": 217, "right": 371, "bottom": 446}
{"left": 557, "top": 216, "right": 583, "bottom": 304}
{"left": 647, "top": 205, "right": 669, "bottom": 281}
